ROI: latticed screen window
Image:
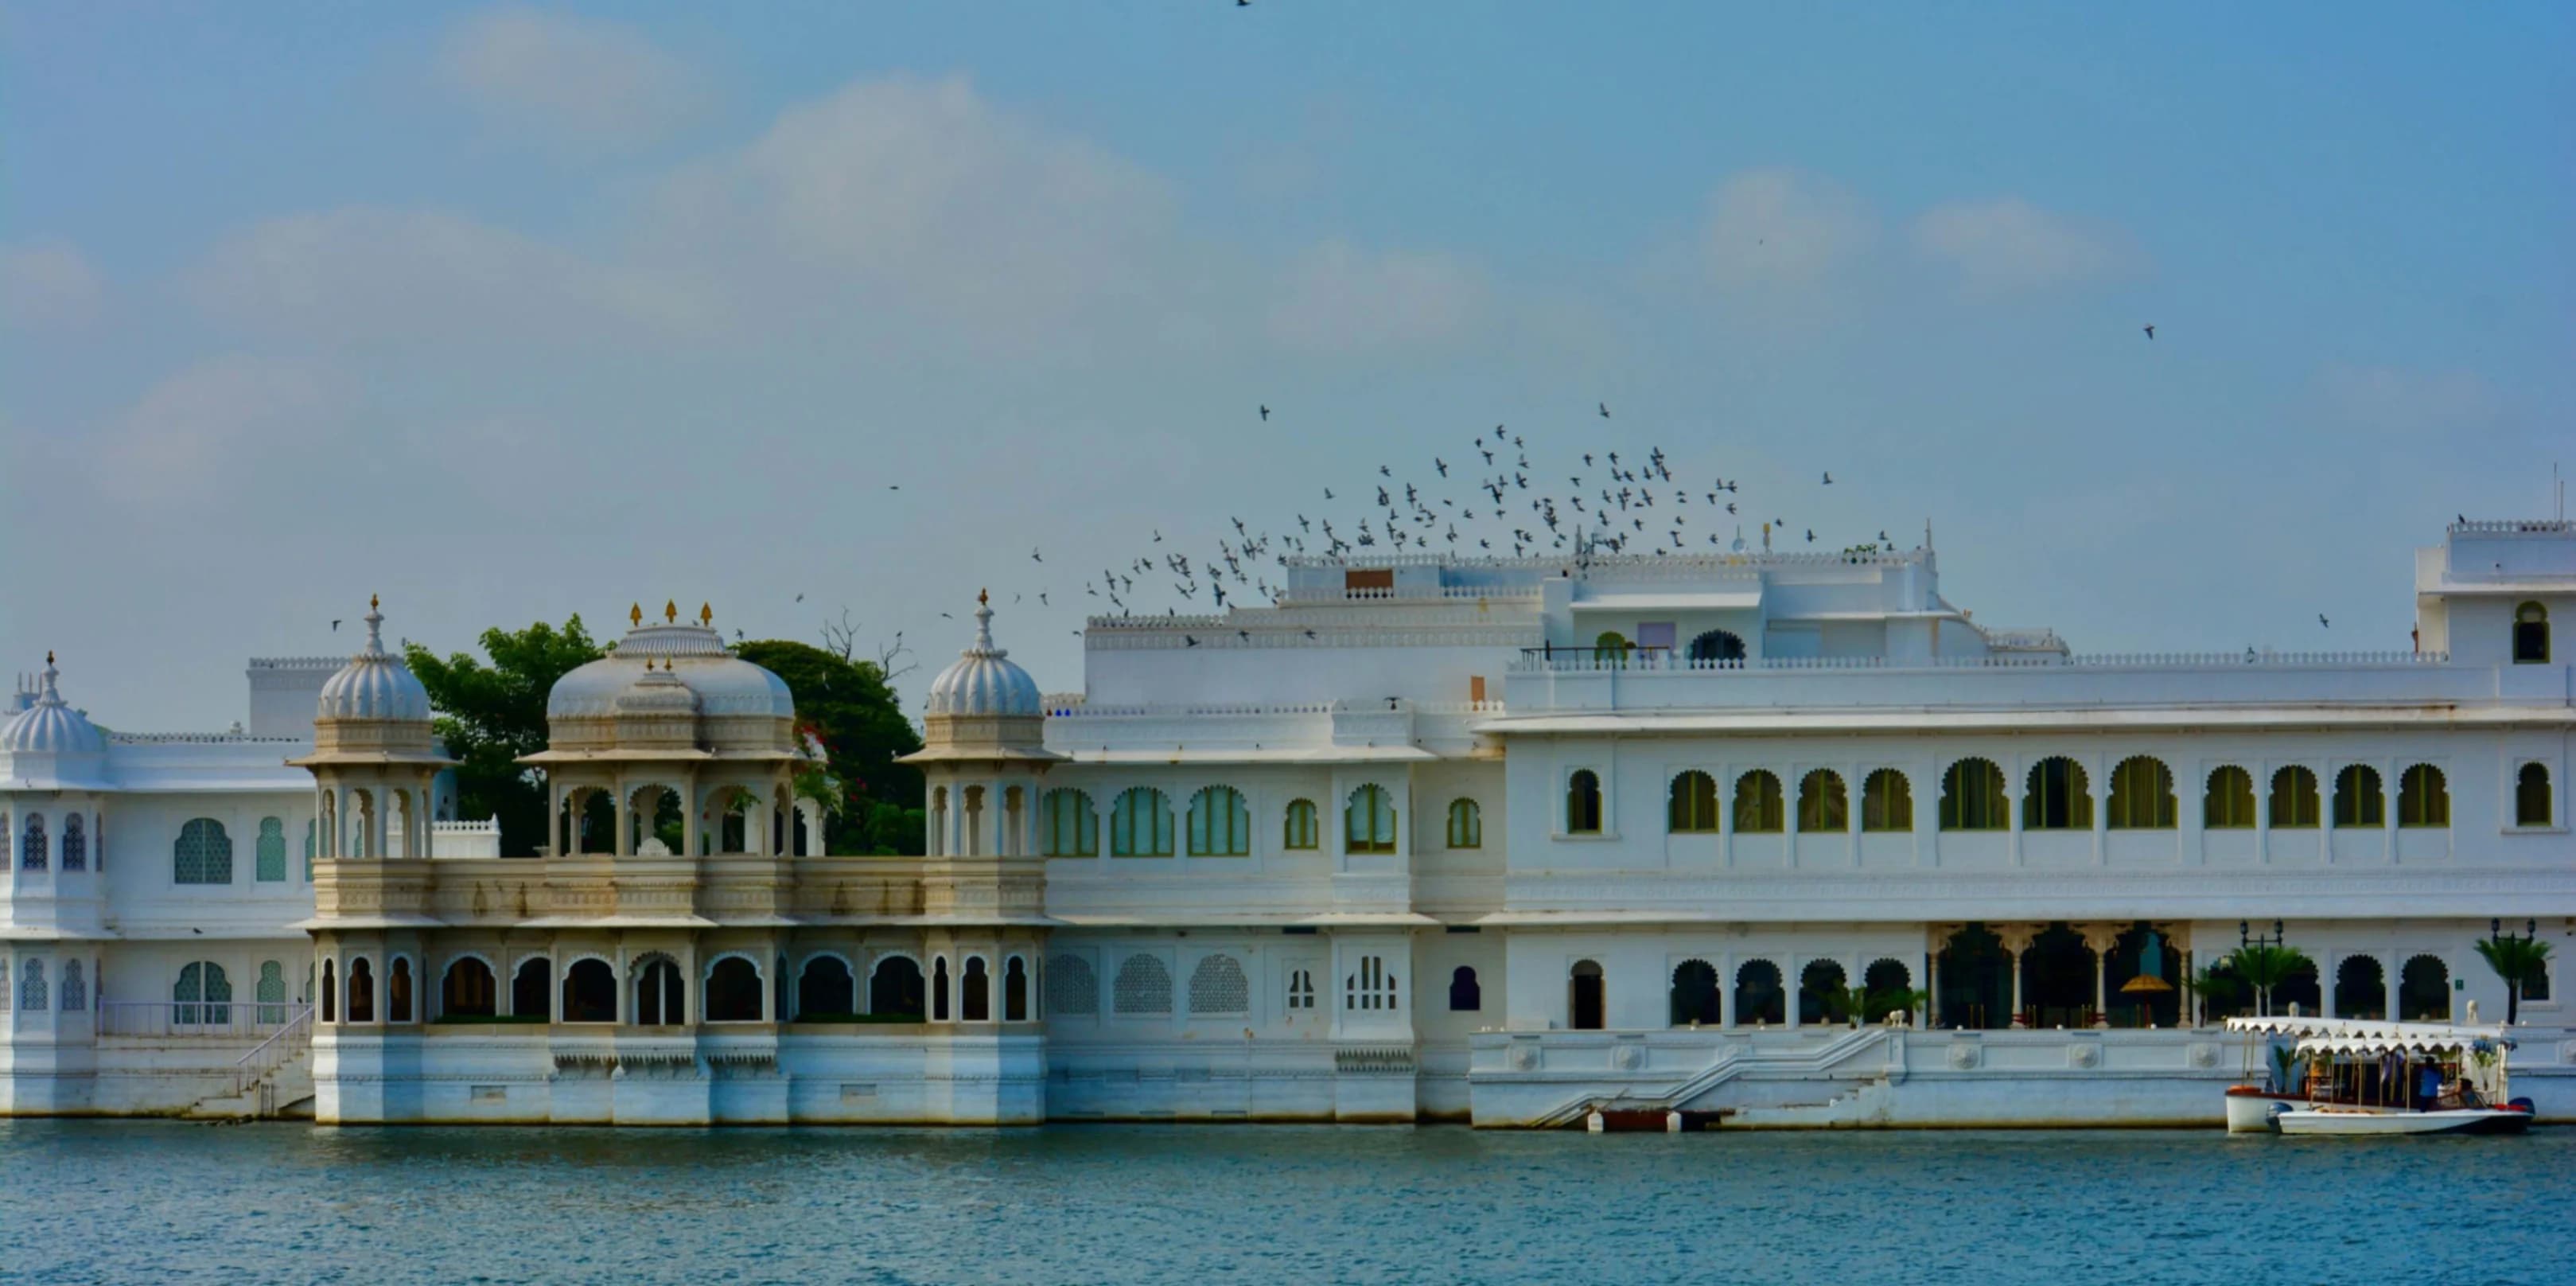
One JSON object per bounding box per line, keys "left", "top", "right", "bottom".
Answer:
{"left": 1041, "top": 790, "right": 1097, "bottom": 857}
{"left": 1797, "top": 770, "right": 1847, "bottom": 832}
{"left": 1188, "top": 955, "right": 1249, "bottom": 1015}
{"left": 1668, "top": 771, "right": 1718, "bottom": 833}
{"left": 19, "top": 960, "right": 45, "bottom": 1012}
{"left": 1112, "top": 953, "right": 1172, "bottom": 1015}
{"left": 2333, "top": 766, "right": 2385, "bottom": 828}
{"left": 255, "top": 817, "right": 287, "bottom": 883}
{"left": 174, "top": 819, "right": 232, "bottom": 885}
{"left": 257, "top": 961, "right": 287, "bottom": 1023}
{"left": 1861, "top": 770, "right": 1913, "bottom": 832}
{"left": 2204, "top": 766, "right": 2256, "bottom": 828}
{"left": 2271, "top": 766, "right": 2321, "bottom": 828}
{"left": 61, "top": 814, "right": 86, "bottom": 871}
{"left": 2107, "top": 758, "right": 2176, "bottom": 830}
{"left": 60, "top": 961, "right": 84, "bottom": 1011}
{"left": 1446, "top": 799, "right": 1482, "bottom": 848}
{"left": 1110, "top": 789, "right": 1173, "bottom": 857}
{"left": 1734, "top": 770, "right": 1784, "bottom": 834}
{"left": 1045, "top": 954, "right": 1097, "bottom": 1016}
{"left": 1941, "top": 760, "right": 2008, "bottom": 831}
{"left": 1344, "top": 785, "right": 1396, "bottom": 854}
{"left": 174, "top": 961, "right": 231, "bottom": 1025}
{"left": 2398, "top": 764, "right": 2450, "bottom": 828}
{"left": 1186, "top": 787, "right": 1251, "bottom": 856}
{"left": 1286, "top": 968, "right": 1316, "bottom": 1011}
{"left": 1282, "top": 800, "right": 1320, "bottom": 850}
{"left": 1344, "top": 955, "right": 1398, "bottom": 1011}
{"left": 21, "top": 814, "right": 45, "bottom": 870}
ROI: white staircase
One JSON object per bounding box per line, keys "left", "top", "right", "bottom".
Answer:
{"left": 183, "top": 1007, "right": 315, "bottom": 1121}
{"left": 1528, "top": 1025, "right": 1898, "bottom": 1128}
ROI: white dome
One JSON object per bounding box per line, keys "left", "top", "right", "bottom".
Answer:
{"left": 2, "top": 655, "right": 106, "bottom": 755}
{"left": 547, "top": 616, "right": 793, "bottom": 719}
{"left": 927, "top": 595, "right": 1041, "bottom": 718}
{"left": 317, "top": 598, "right": 433, "bottom": 723}
{"left": 614, "top": 660, "right": 702, "bottom": 716}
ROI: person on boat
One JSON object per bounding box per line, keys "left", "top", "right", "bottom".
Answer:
{"left": 2415, "top": 1062, "right": 2442, "bottom": 1111}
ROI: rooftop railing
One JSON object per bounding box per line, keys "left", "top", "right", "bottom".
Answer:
{"left": 2450, "top": 518, "right": 2574, "bottom": 534}
{"left": 1508, "top": 648, "right": 2450, "bottom": 674}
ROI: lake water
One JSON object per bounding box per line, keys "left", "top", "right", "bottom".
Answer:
{"left": 3, "top": 1120, "right": 2568, "bottom": 1284}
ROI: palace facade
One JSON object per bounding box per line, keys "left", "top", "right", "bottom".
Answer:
{"left": 4, "top": 520, "right": 2570, "bottom": 1125}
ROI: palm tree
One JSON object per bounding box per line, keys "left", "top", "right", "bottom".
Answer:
{"left": 2227, "top": 945, "right": 2313, "bottom": 1018}
{"left": 1865, "top": 986, "right": 1933, "bottom": 1027}
{"left": 2473, "top": 936, "right": 2553, "bottom": 1025}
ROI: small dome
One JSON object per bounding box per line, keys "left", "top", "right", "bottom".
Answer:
{"left": 547, "top": 605, "right": 794, "bottom": 720}
{"left": 2, "top": 654, "right": 107, "bottom": 755}
{"left": 615, "top": 659, "right": 702, "bottom": 716}
{"left": 927, "top": 594, "right": 1041, "bottom": 718}
{"left": 317, "top": 598, "right": 432, "bottom": 723}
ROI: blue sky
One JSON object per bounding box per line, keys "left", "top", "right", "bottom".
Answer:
{"left": 5, "top": 3, "right": 2570, "bottom": 728}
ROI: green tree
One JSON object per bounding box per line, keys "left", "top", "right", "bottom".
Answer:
{"left": 2225, "top": 944, "right": 2314, "bottom": 1019}
{"left": 733, "top": 640, "right": 925, "bottom": 855}
{"left": 405, "top": 618, "right": 605, "bottom": 855}
{"left": 2473, "top": 934, "right": 2552, "bottom": 1025}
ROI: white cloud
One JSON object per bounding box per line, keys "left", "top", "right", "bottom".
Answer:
{"left": 94, "top": 357, "right": 344, "bottom": 505}
{"left": 190, "top": 206, "right": 707, "bottom": 341}
{"left": 1698, "top": 169, "right": 1876, "bottom": 290}
{"left": 1266, "top": 241, "right": 1489, "bottom": 355}
{"left": 434, "top": 7, "right": 709, "bottom": 150}
{"left": 1, "top": 238, "right": 104, "bottom": 328}
{"left": 1911, "top": 198, "right": 2140, "bottom": 297}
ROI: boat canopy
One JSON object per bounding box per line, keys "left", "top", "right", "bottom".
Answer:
{"left": 2224, "top": 1015, "right": 2512, "bottom": 1056}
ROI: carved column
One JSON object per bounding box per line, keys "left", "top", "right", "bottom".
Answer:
{"left": 2080, "top": 923, "right": 2123, "bottom": 1027}
{"left": 1995, "top": 923, "right": 2040, "bottom": 1028}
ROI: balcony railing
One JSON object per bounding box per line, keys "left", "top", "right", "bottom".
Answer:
{"left": 98, "top": 1000, "right": 308, "bottom": 1039}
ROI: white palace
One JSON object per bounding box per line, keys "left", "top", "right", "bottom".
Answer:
{"left": 2, "top": 520, "right": 2570, "bottom": 1126}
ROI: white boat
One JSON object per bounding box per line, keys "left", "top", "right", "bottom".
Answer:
{"left": 2221, "top": 1015, "right": 2533, "bottom": 1136}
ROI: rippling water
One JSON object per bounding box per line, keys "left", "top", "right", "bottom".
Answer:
{"left": 4, "top": 1120, "right": 2568, "bottom": 1284}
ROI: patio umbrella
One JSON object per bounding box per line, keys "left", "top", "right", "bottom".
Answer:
{"left": 2121, "top": 972, "right": 2175, "bottom": 1027}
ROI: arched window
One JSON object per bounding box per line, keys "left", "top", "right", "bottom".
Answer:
{"left": 175, "top": 818, "right": 232, "bottom": 885}
{"left": 19, "top": 813, "right": 43, "bottom": 871}
{"left": 1686, "top": 629, "right": 1747, "bottom": 667}
{"left": 1110, "top": 788, "right": 1174, "bottom": 857}
{"left": 1940, "top": 759, "right": 2008, "bottom": 831}
{"left": 1800, "top": 960, "right": 1850, "bottom": 1025}
{"left": 1667, "top": 771, "right": 1718, "bottom": 833}
{"left": 1286, "top": 968, "right": 1316, "bottom": 1011}
{"left": 1565, "top": 770, "right": 1604, "bottom": 834}
{"left": 1344, "top": 955, "right": 1398, "bottom": 1011}
{"left": 1797, "top": 770, "right": 1848, "bottom": 832}
{"left": 177, "top": 962, "right": 222, "bottom": 1025}
{"left": 62, "top": 960, "right": 86, "bottom": 1012}
{"left": 1344, "top": 784, "right": 1397, "bottom": 853}
{"left": 1039, "top": 789, "right": 1098, "bottom": 857}
{"left": 2332, "top": 766, "right": 2385, "bottom": 828}
{"left": 706, "top": 957, "right": 762, "bottom": 1022}
{"left": 2333, "top": 956, "right": 2385, "bottom": 1020}
{"left": 19, "top": 959, "right": 45, "bottom": 1012}
{"left": 797, "top": 957, "right": 855, "bottom": 1019}
{"left": 255, "top": 816, "right": 286, "bottom": 883}
{"left": 1004, "top": 957, "right": 1029, "bottom": 1021}
{"left": 60, "top": 814, "right": 85, "bottom": 871}
{"left": 2397, "top": 764, "right": 2449, "bottom": 828}
{"left": 1862, "top": 959, "right": 1914, "bottom": 1023}
{"left": 2517, "top": 763, "right": 2554, "bottom": 827}
{"left": 2023, "top": 758, "right": 2091, "bottom": 830}
{"left": 1592, "top": 631, "right": 1632, "bottom": 667}
{"left": 2513, "top": 601, "right": 2550, "bottom": 664}
{"left": 562, "top": 959, "right": 616, "bottom": 1023}
{"left": 1669, "top": 959, "right": 1720, "bottom": 1026}
{"left": 1567, "top": 960, "right": 1604, "bottom": 1031}
{"left": 443, "top": 957, "right": 496, "bottom": 1019}
{"left": 1734, "top": 959, "right": 1785, "bottom": 1026}
{"left": 2106, "top": 757, "right": 2175, "bottom": 830}
{"left": 1446, "top": 798, "right": 1483, "bottom": 848}
{"left": 347, "top": 957, "right": 375, "bottom": 1023}
{"left": 1114, "top": 954, "right": 1173, "bottom": 1015}
{"left": 932, "top": 957, "right": 950, "bottom": 1022}
{"left": 2204, "top": 766, "right": 2255, "bottom": 828}
{"left": 2399, "top": 955, "right": 2450, "bottom": 1021}
{"left": 1733, "top": 770, "right": 1784, "bottom": 833}
{"left": 388, "top": 957, "right": 414, "bottom": 1023}
{"left": 1185, "top": 786, "right": 1252, "bottom": 856}
{"left": 960, "top": 957, "right": 991, "bottom": 1022}
{"left": 1448, "top": 966, "right": 1481, "bottom": 1012}
{"left": 1861, "top": 770, "right": 1913, "bottom": 832}
{"left": 513, "top": 958, "right": 552, "bottom": 1020}
{"left": 1188, "top": 954, "right": 1248, "bottom": 1015}
{"left": 1045, "top": 954, "right": 1097, "bottom": 1017}
{"left": 870, "top": 957, "right": 925, "bottom": 1019}
{"left": 634, "top": 957, "right": 684, "bottom": 1025}
{"left": 1282, "top": 799, "right": 1320, "bottom": 850}
{"left": 321, "top": 960, "right": 337, "bottom": 1023}
{"left": 2270, "top": 766, "right": 2321, "bottom": 828}
{"left": 304, "top": 820, "right": 315, "bottom": 881}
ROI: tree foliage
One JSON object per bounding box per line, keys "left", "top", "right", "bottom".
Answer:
{"left": 2474, "top": 935, "right": 2552, "bottom": 1025}
{"left": 404, "top": 617, "right": 605, "bottom": 855}
{"left": 733, "top": 639, "right": 925, "bottom": 855}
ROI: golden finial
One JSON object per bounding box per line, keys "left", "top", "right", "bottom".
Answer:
{"left": 979, "top": 587, "right": 989, "bottom": 606}
{"left": 698, "top": 602, "right": 712, "bottom": 627}
{"left": 664, "top": 599, "right": 678, "bottom": 624}
{"left": 46, "top": 650, "right": 55, "bottom": 665}
{"left": 630, "top": 603, "right": 644, "bottom": 628}
{"left": 370, "top": 593, "right": 379, "bottom": 610}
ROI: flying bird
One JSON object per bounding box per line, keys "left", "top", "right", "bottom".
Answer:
{"left": 1822, "top": 472, "right": 1833, "bottom": 485}
{"left": 331, "top": 620, "right": 341, "bottom": 632}
{"left": 1032, "top": 548, "right": 1043, "bottom": 563}
{"left": 2142, "top": 324, "right": 2155, "bottom": 341}
{"left": 2318, "top": 614, "right": 2330, "bottom": 628}
{"left": 795, "top": 593, "right": 804, "bottom": 602}
{"left": 1259, "top": 404, "right": 1270, "bottom": 420}
{"left": 1598, "top": 402, "right": 1610, "bottom": 419}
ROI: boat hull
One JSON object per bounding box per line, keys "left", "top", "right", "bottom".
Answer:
{"left": 2224, "top": 1089, "right": 2299, "bottom": 1135}
{"left": 2274, "top": 1107, "right": 2532, "bottom": 1136}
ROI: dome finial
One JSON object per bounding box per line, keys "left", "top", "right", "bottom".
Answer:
{"left": 664, "top": 599, "right": 679, "bottom": 624}
{"left": 698, "top": 602, "right": 712, "bottom": 627}
{"left": 630, "top": 602, "right": 644, "bottom": 629}
{"left": 371, "top": 592, "right": 379, "bottom": 611}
